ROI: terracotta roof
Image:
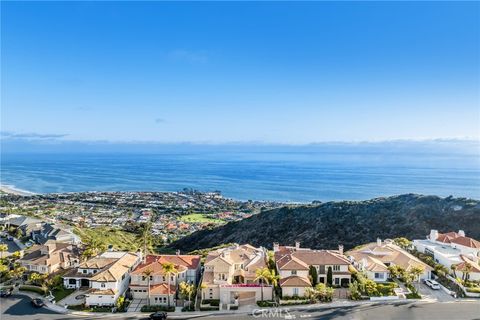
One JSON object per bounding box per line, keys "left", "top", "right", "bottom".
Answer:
{"left": 275, "top": 246, "right": 351, "bottom": 271}
{"left": 279, "top": 276, "right": 311, "bottom": 287}
{"left": 450, "top": 236, "right": 480, "bottom": 249}
{"left": 456, "top": 255, "right": 480, "bottom": 273}
{"left": 131, "top": 257, "right": 188, "bottom": 276}
{"left": 150, "top": 283, "right": 176, "bottom": 295}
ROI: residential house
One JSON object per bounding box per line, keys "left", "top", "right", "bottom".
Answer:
{"left": 201, "top": 244, "right": 273, "bottom": 307}
{"left": 31, "top": 222, "right": 80, "bottom": 245}
{"left": 63, "top": 251, "right": 141, "bottom": 306}
{"left": 413, "top": 230, "right": 480, "bottom": 271}
{"left": 17, "top": 241, "right": 80, "bottom": 274}
{"left": 1, "top": 215, "right": 42, "bottom": 237}
{"left": 129, "top": 253, "right": 200, "bottom": 306}
{"left": 347, "top": 239, "right": 433, "bottom": 282}
{"left": 274, "top": 242, "right": 353, "bottom": 297}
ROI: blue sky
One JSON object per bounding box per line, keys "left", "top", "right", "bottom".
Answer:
{"left": 1, "top": 1, "right": 479, "bottom": 144}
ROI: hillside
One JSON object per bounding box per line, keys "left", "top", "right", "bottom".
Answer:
{"left": 169, "top": 194, "right": 480, "bottom": 252}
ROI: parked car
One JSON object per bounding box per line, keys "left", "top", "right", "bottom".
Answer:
{"left": 31, "top": 298, "right": 45, "bottom": 308}
{"left": 425, "top": 279, "right": 441, "bottom": 290}
{"left": 0, "top": 288, "right": 12, "bottom": 297}
{"left": 150, "top": 311, "right": 167, "bottom": 320}
{"left": 25, "top": 240, "right": 35, "bottom": 247}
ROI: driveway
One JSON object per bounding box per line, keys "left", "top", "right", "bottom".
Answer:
{"left": 418, "top": 283, "right": 455, "bottom": 302}
{"left": 126, "top": 298, "right": 146, "bottom": 312}
{"left": 56, "top": 289, "right": 88, "bottom": 307}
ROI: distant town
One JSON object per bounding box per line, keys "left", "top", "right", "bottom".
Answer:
{"left": 0, "top": 189, "right": 285, "bottom": 249}
{"left": 0, "top": 188, "right": 479, "bottom": 319}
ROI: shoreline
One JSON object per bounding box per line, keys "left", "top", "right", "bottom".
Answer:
{"left": 0, "top": 184, "right": 37, "bottom": 196}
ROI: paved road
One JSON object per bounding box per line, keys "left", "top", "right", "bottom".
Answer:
{"left": 1, "top": 294, "right": 479, "bottom": 320}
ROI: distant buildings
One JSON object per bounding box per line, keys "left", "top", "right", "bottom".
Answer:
{"left": 274, "top": 242, "right": 353, "bottom": 297}
{"left": 347, "top": 238, "right": 432, "bottom": 282}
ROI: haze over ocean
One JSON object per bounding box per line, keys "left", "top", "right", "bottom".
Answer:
{"left": 2, "top": 141, "right": 479, "bottom": 202}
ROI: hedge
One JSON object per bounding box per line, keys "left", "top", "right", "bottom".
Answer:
{"left": 202, "top": 299, "right": 220, "bottom": 306}
{"left": 200, "top": 306, "right": 219, "bottom": 311}
{"left": 257, "top": 301, "right": 275, "bottom": 307}
{"left": 19, "top": 285, "right": 45, "bottom": 295}
{"left": 140, "top": 305, "right": 175, "bottom": 312}
{"left": 466, "top": 287, "right": 480, "bottom": 293}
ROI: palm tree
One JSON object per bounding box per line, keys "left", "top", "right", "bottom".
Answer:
{"left": 450, "top": 264, "right": 457, "bottom": 278}
{"left": 140, "top": 222, "right": 152, "bottom": 262}
{"left": 142, "top": 268, "right": 154, "bottom": 306}
{"left": 0, "top": 244, "right": 7, "bottom": 260}
{"left": 410, "top": 266, "right": 424, "bottom": 293}
{"left": 162, "top": 262, "right": 178, "bottom": 308}
{"left": 254, "top": 267, "right": 272, "bottom": 301}
{"left": 463, "top": 263, "right": 473, "bottom": 284}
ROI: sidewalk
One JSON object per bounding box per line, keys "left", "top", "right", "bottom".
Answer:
{"left": 11, "top": 289, "right": 470, "bottom": 319}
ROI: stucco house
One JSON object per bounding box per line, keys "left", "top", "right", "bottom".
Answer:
{"left": 18, "top": 240, "right": 80, "bottom": 274}
{"left": 274, "top": 242, "right": 353, "bottom": 297}
{"left": 129, "top": 253, "right": 201, "bottom": 306}
{"left": 201, "top": 244, "right": 273, "bottom": 307}
{"left": 413, "top": 230, "right": 480, "bottom": 271}
{"left": 347, "top": 239, "right": 433, "bottom": 282}
{"left": 63, "top": 251, "right": 141, "bottom": 306}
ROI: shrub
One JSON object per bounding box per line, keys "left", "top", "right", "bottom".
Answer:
{"left": 257, "top": 300, "right": 275, "bottom": 307}
{"left": 229, "top": 305, "right": 238, "bottom": 310}
{"left": 182, "top": 305, "right": 195, "bottom": 312}
{"left": 466, "top": 287, "right": 480, "bottom": 293}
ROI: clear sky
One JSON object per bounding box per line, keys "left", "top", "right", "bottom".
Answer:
{"left": 1, "top": 1, "right": 479, "bottom": 144}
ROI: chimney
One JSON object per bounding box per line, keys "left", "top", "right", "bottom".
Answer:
{"left": 459, "top": 230, "right": 465, "bottom": 237}
{"left": 176, "top": 249, "right": 180, "bottom": 256}
{"left": 273, "top": 242, "right": 279, "bottom": 252}
{"left": 295, "top": 241, "right": 300, "bottom": 250}
{"left": 338, "top": 244, "right": 344, "bottom": 255}
{"left": 377, "top": 238, "right": 382, "bottom": 246}
{"left": 429, "top": 230, "right": 439, "bottom": 242}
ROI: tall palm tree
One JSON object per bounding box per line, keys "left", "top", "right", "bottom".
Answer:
{"left": 140, "top": 222, "right": 152, "bottom": 262}
{"left": 162, "top": 262, "right": 178, "bottom": 308}
{"left": 0, "top": 244, "right": 7, "bottom": 260}
{"left": 254, "top": 267, "right": 272, "bottom": 302}
{"left": 410, "top": 266, "right": 424, "bottom": 293}
{"left": 142, "top": 268, "right": 154, "bottom": 306}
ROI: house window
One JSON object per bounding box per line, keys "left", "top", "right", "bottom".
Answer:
{"left": 163, "top": 276, "right": 166, "bottom": 281}
{"left": 291, "top": 270, "right": 297, "bottom": 275}
{"left": 150, "top": 276, "right": 153, "bottom": 281}
{"left": 82, "top": 270, "right": 87, "bottom": 274}
{"left": 101, "top": 283, "right": 106, "bottom": 288}
{"left": 142, "top": 276, "right": 146, "bottom": 281}
{"left": 333, "top": 265, "right": 340, "bottom": 271}
{"left": 293, "top": 288, "right": 299, "bottom": 296}
{"left": 335, "top": 278, "right": 340, "bottom": 285}
{"left": 375, "top": 273, "right": 384, "bottom": 279}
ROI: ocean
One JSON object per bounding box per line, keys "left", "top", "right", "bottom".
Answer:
{"left": 1, "top": 144, "right": 480, "bottom": 202}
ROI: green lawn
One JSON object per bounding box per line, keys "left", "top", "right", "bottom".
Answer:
{"left": 178, "top": 213, "right": 223, "bottom": 224}
{"left": 73, "top": 227, "right": 141, "bottom": 251}
{"left": 52, "top": 287, "right": 75, "bottom": 302}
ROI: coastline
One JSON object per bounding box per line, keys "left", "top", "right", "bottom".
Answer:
{"left": 0, "top": 184, "right": 36, "bottom": 196}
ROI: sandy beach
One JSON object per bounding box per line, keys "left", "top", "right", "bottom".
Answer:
{"left": 0, "top": 184, "right": 36, "bottom": 196}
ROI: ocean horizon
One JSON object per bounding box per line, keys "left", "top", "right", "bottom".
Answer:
{"left": 1, "top": 143, "right": 479, "bottom": 202}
